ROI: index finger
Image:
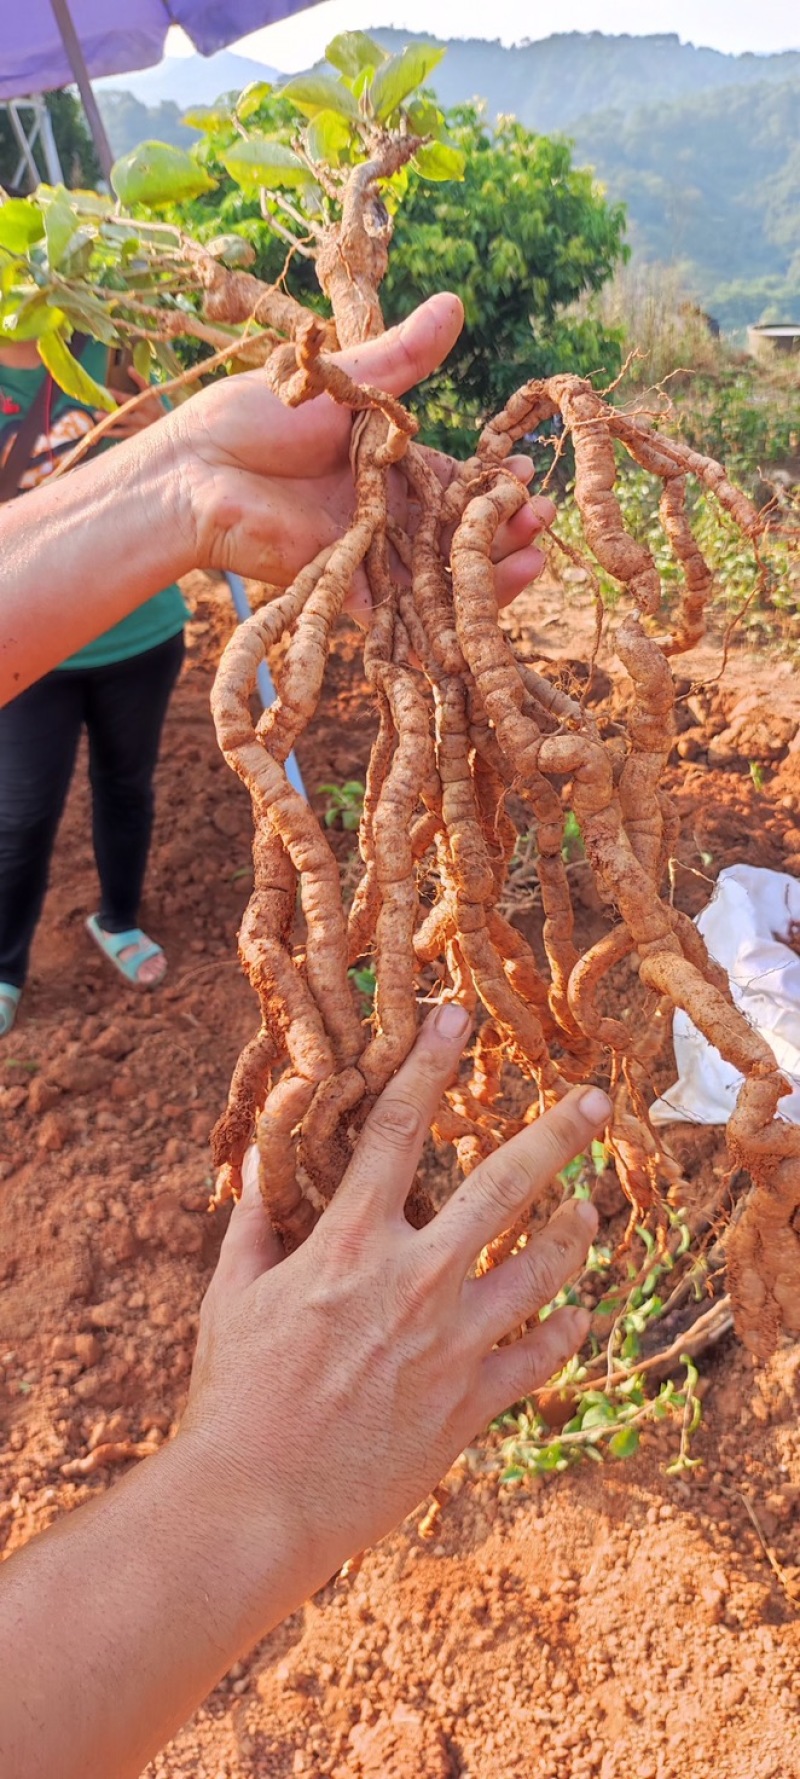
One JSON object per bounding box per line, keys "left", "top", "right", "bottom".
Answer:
{"left": 334, "top": 1002, "right": 471, "bottom": 1221}
{"left": 429, "top": 1085, "right": 610, "bottom": 1271}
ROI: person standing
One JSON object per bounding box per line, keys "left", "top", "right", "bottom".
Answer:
{"left": 0, "top": 335, "right": 188, "bottom": 1034}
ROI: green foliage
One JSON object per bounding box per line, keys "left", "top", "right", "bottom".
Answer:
{"left": 111, "top": 141, "right": 216, "bottom": 208}
{"left": 349, "top": 964, "right": 377, "bottom": 1008}
{"left": 37, "top": 328, "right": 116, "bottom": 410}
{"left": 561, "top": 810, "right": 584, "bottom": 863}
{"left": 557, "top": 459, "right": 799, "bottom": 633}
{"left": 219, "top": 136, "right": 308, "bottom": 192}
{"left": 574, "top": 79, "right": 800, "bottom": 331}
{"left": 0, "top": 39, "right": 625, "bottom": 469}
{"left": 143, "top": 72, "right": 627, "bottom": 454}
{"left": 380, "top": 109, "right": 627, "bottom": 451}
{"left": 319, "top": 780, "right": 365, "bottom": 831}
{"left": 498, "top": 1215, "right": 705, "bottom": 1481}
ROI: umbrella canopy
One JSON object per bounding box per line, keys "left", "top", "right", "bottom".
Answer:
{"left": 0, "top": 0, "right": 319, "bottom": 100}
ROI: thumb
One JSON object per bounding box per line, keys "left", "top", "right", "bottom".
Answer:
{"left": 212, "top": 1147, "right": 283, "bottom": 1294}
{"left": 335, "top": 292, "right": 464, "bottom": 398}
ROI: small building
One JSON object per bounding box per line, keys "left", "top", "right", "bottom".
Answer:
{"left": 747, "top": 323, "right": 800, "bottom": 361}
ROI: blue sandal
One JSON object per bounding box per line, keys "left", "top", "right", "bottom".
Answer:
{"left": 0, "top": 984, "right": 21, "bottom": 1037}
{"left": 85, "top": 915, "right": 166, "bottom": 988}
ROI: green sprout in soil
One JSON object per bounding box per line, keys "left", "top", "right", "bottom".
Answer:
{"left": 319, "top": 780, "right": 366, "bottom": 831}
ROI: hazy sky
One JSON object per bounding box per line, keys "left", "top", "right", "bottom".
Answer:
{"left": 168, "top": 0, "right": 799, "bottom": 69}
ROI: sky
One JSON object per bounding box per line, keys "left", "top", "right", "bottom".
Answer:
{"left": 167, "top": 1, "right": 799, "bottom": 69}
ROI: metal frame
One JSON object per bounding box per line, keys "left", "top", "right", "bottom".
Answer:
{"left": 1, "top": 96, "right": 64, "bottom": 187}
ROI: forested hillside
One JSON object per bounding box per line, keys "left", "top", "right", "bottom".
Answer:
{"left": 93, "top": 31, "right": 800, "bottom": 331}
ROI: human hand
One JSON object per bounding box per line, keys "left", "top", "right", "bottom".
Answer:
{"left": 178, "top": 1007, "right": 606, "bottom": 1600}
{"left": 99, "top": 369, "right": 166, "bottom": 439}
{"left": 169, "top": 293, "right": 554, "bottom": 618}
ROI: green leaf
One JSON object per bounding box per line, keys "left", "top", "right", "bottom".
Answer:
{"left": 132, "top": 340, "right": 154, "bottom": 381}
{"left": 51, "top": 289, "right": 118, "bottom": 345}
{"left": 1, "top": 291, "right": 65, "bottom": 341}
{"left": 326, "top": 31, "right": 388, "bottom": 79}
{"left": 235, "top": 80, "right": 274, "bottom": 121}
{"left": 181, "top": 102, "right": 233, "bottom": 132}
{"left": 609, "top": 1426, "right": 640, "bottom": 1460}
{"left": 279, "top": 74, "right": 358, "bottom": 120}
{"left": 369, "top": 44, "right": 445, "bottom": 121}
{"left": 305, "top": 109, "right": 352, "bottom": 168}
{"left": 581, "top": 1401, "right": 617, "bottom": 1430}
{"left": 531, "top": 1442, "right": 564, "bottom": 1471}
{"left": 221, "top": 137, "right": 308, "bottom": 192}
{"left": 111, "top": 142, "right": 216, "bottom": 209}
{"left": 0, "top": 199, "right": 45, "bottom": 255}
{"left": 406, "top": 99, "right": 445, "bottom": 137}
{"left": 37, "top": 329, "right": 116, "bottom": 411}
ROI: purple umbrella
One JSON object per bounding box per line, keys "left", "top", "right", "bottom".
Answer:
{"left": 0, "top": 0, "right": 321, "bottom": 173}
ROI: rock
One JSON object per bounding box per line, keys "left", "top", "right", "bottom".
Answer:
{"left": 90, "top": 1024, "right": 135, "bottom": 1061}
{"left": 50, "top": 1335, "right": 75, "bottom": 1360}
{"left": 27, "top": 1077, "right": 61, "bottom": 1116}
{"left": 134, "top": 1191, "right": 203, "bottom": 1259}
{"left": 103, "top": 1221, "right": 138, "bottom": 1265}
{"left": 348, "top": 1707, "right": 454, "bottom": 1778}
{"left": 47, "top": 1054, "right": 112, "bottom": 1096}
{"left": 700, "top": 1586, "right": 726, "bottom": 1622}
{"left": 86, "top": 1299, "right": 124, "bottom": 1329}
{"left": 36, "top": 1110, "right": 72, "bottom": 1152}
{"left": 109, "top": 1073, "right": 135, "bottom": 1103}
{"left": 1, "top": 1086, "right": 28, "bottom": 1111}
{"left": 74, "top": 1333, "right": 102, "bottom": 1369}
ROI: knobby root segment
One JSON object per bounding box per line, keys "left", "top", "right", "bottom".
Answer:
{"left": 207, "top": 148, "right": 788, "bottom": 1357}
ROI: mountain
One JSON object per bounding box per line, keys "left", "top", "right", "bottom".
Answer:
{"left": 572, "top": 79, "right": 800, "bottom": 328}
{"left": 96, "top": 31, "right": 800, "bottom": 329}
{"left": 367, "top": 29, "right": 800, "bottom": 134}
{"left": 95, "top": 52, "right": 277, "bottom": 111}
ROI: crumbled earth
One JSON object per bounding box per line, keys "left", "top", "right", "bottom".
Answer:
{"left": 2, "top": 571, "right": 800, "bottom": 1779}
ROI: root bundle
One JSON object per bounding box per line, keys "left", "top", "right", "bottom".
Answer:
{"left": 209, "top": 142, "right": 798, "bottom": 1360}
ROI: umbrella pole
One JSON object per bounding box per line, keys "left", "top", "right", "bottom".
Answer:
{"left": 223, "top": 572, "right": 307, "bottom": 800}
{"left": 49, "top": 0, "right": 114, "bottom": 182}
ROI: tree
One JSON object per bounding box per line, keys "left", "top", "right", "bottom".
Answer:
{"left": 164, "top": 93, "right": 627, "bottom": 451}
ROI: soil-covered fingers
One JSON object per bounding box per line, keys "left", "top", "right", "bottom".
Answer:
{"left": 466, "top": 1197, "right": 598, "bottom": 1349}
{"left": 478, "top": 1304, "right": 592, "bottom": 1420}
{"left": 429, "top": 1085, "right": 610, "bottom": 1272}
{"left": 331, "top": 1001, "right": 471, "bottom": 1223}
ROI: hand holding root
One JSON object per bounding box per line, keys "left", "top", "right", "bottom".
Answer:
{"left": 205, "top": 107, "right": 796, "bottom": 1364}
{"left": 187, "top": 1009, "right": 603, "bottom": 1569}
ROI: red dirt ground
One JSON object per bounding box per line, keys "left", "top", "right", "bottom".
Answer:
{"left": 2, "top": 571, "right": 800, "bottom": 1779}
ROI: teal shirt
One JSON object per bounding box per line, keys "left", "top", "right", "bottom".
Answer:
{"left": 0, "top": 341, "right": 188, "bottom": 671}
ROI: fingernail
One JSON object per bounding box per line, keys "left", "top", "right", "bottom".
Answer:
{"left": 434, "top": 1000, "right": 471, "bottom": 1038}
{"left": 577, "top": 1086, "right": 611, "bottom": 1125}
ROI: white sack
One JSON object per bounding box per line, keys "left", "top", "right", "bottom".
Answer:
{"left": 650, "top": 863, "right": 800, "bottom": 1126}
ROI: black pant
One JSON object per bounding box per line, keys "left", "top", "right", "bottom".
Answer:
{"left": 0, "top": 632, "right": 184, "bottom": 988}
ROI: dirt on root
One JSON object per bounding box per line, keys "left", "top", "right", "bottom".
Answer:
{"left": 2, "top": 571, "right": 800, "bottom": 1779}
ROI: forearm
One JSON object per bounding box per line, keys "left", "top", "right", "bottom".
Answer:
{"left": 0, "top": 417, "right": 196, "bottom": 704}
{"left": 0, "top": 1434, "right": 312, "bottom": 1779}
